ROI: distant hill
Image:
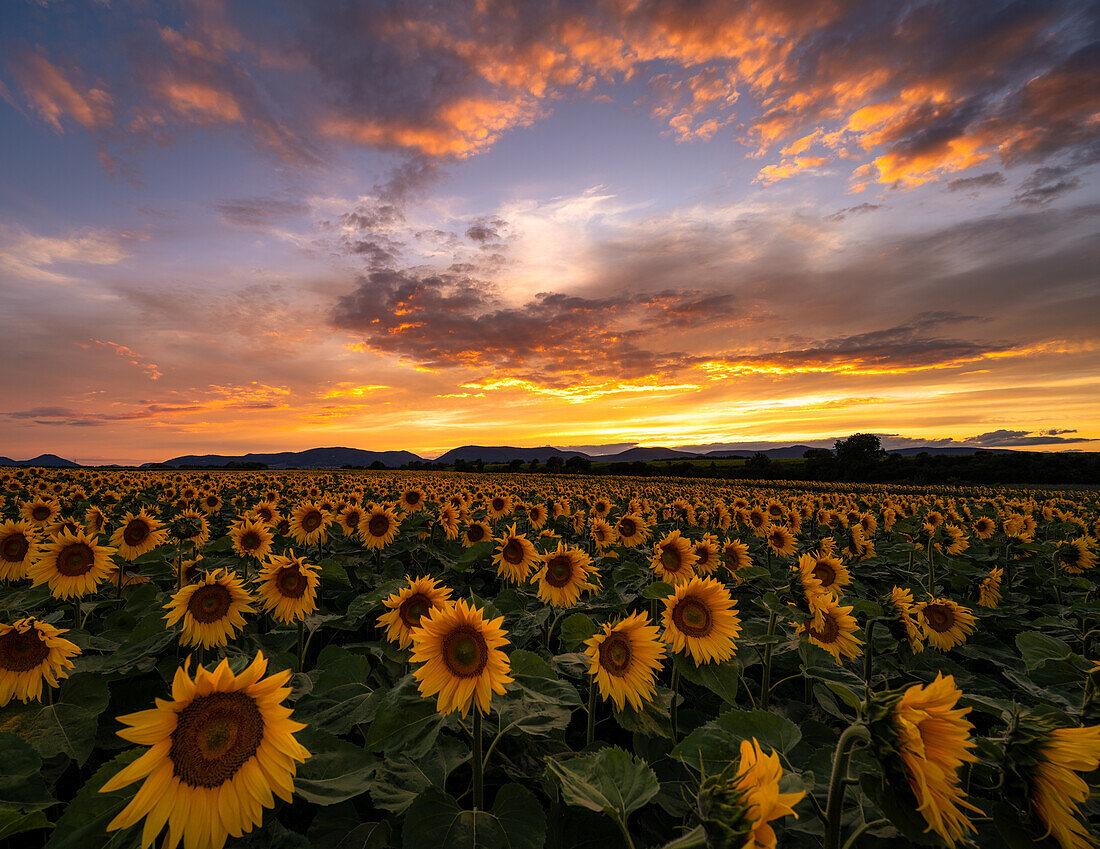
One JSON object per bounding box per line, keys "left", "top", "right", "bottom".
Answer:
{"left": 151, "top": 447, "right": 423, "bottom": 469}
{"left": 0, "top": 454, "right": 81, "bottom": 468}
{"left": 604, "top": 447, "right": 699, "bottom": 461}
{"left": 434, "top": 445, "right": 588, "bottom": 464}
{"left": 887, "top": 447, "right": 1018, "bottom": 456}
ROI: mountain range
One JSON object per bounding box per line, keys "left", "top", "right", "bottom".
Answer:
{"left": 0, "top": 444, "right": 1022, "bottom": 468}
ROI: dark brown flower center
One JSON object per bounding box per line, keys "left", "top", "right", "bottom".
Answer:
{"left": 812, "top": 560, "right": 837, "bottom": 587}
{"left": 694, "top": 547, "right": 712, "bottom": 568}
{"left": 807, "top": 614, "right": 840, "bottom": 643}
{"left": 405, "top": 491, "right": 421, "bottom": 505}
{"left": 57, "top": 542, "right": 95, "bottom": 576}
{"left": 398, "top": 592, "right": 431, "bottom": 628}
{"left": 170, "top": 691, "right": 264, "bottom": 788}
{"left": 619, "top": 518, "right": 637, "bottom": 537}
{"left": 466, "top": 524, "right": 486, "bottom": 542}
{"left": 1, "top": 533, "right": 30, "bottom": 563}
{"left": 598, "top": 633, "right": 632, "bottom": 677}
{"left": 188, "top": 584, "right": 232, "bottom": 623}
{"left": 276, "top": 519, "right": 290, "bottom": 536}
{"left": 660, "top": 545, "right": 683, "bottom": 572}
{"left": 0, "top": 627, "right": 50, "bottom": 671}
{"left": 275, "top": 566, "right": 307, "bottom": 599}
{"left": 240, "top": 531, "right": 261, "bottom": 551}
{"left": 343, "top": 510, "right": 361, "bottom": 528}
{"left": 301, "top": 510, "right": 323, "bottom": 532}
{"left": 502, "top": 538, "right": 525, "bottom": 565}
{"left": 544, "top": 555, "right": 574, "bottom": 588}
{"left": 922, "top": 604, "right": 955, "bottom": 633}
{"left": 257, "top": 507, "right": 274, "bottom": 522}
{"left": 205, "top": 496, "right": 219, "bottom": 507}
{"left": 367, "top": 514, "right": 391, "bottom": 537}
{"left": 31, "top": 505, "right": 50, "bottom": 522}
{"left": 672, "top": 598, "right": 713, "bottom": 638}
{"left": 491, "top": 498, "right": 505, "bottom": 512}
{"left": 123, "top": 520, "right": 150, "bottom": 547}
{"left": 441, "top": 626, "right": 488, "bottom": 678}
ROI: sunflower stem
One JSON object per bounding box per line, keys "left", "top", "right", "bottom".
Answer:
{"left": 586, "top": 679, "right": 598, "bottom": 747}
{"left": 840, "top": 818, "right": 889, "bottom": 849}
{"left": 72, "top": 598, "right": 81, "bottom": 630}
{"left": 670, "top": 666, "right": 680, "bottom": 741}
{"left": 863, "top": 619, "right": 879, "bottom": 698}
{"left": 472, "top": 709, "right": 484, "bottom": 811}
{"left": 297, "top": 619, "right": 305, "bottom": 672}
{"left": 823, "top": 723, "right": 871, "bottom": 849}
{"left": 760, "top": 610, "right": 778, "bottom": 709}
{"left": 926, "top": 540, "right": 935, "bottom": 592}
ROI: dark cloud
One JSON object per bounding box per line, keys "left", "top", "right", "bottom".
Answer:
{"left": 946, "top": 172, "right": 1005, "bottom": 192}
{"left": 349, "top": 237, "right": 403, "bottom": 268}
{"left": 825, "top": 203, "right": 882, "bottom": 222}
{"left": 968, "top": 429, "right": 1098, "bottom": 446}
{"left": 6, "top": 404, "right": 202, "bottom": 427}
{"left": 465, "top": 216, "right": 507, "bottom": 243}
{"left": 1013, "top": 165, "right": 1083, "bottom": 205}
{"left": 215, "top": 197, "right": 309, "bottom": 227}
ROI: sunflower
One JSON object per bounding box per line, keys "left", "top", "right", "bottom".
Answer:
{"left": 231, "top": 519, "right": 274, "bottom": 561}
{"left": 199, "top": 492, "right": 223, "bottom": 514}
{"left": 83, "top": 505, "right": 107, "bottom": 536}
{"left": 409, "top": 599, "right": 512, "bottom": 716}
{"left": 437, "top": 506, "right": 461, "bottom": 540}
{"left": 797, "top": 596, "right": 862, "bottom": 661}
{"left": 878, "top": 674, "right": 982, "bottom": 847}
{"left": 888, "top": 586, "right": 924, "bottom": 654}
{"left": 1029, "top": 724, "right": 1100, "bottom": 849}
{"left": 1056, "top": 537, "right": 1096, "bottom": 574}
{"left": 27, "top": 528, "right": 117, "bottom": 599}
{"left": 615, "top": 513, "right": 650, "bottom": 547}
{"left": 977, "top": 566, "right": 1003, "bottom": 608}
{"left": 359, "top": 503, "right": 400, "bottom": 550}
{"left": 691, "top": 534, "right": 720, "bottom": 575}
{"left": 249, "top": 499, "right": 279, "bottom": 526}
{"left": 650, "top": 530, "right": 698, "bottom": 585}
{"left": 915, "top": 598, "right": 976, "bottom": 652}
{"left": 20, "top": 497, "right": 60, "bottom": 527}
{"left": 747, "top": 507, "right": 770, "bottom": 535}
{"left": 972, "top": 516, "right": 996, "bottom": 539}
{"left": 487, "top": 493, "right": 513, "bottom": 520}
{"left": 843, "top": 524, "right": 875, "bottom": 559}
{"left": 0, "top": 618, "right": 80, "bottom": 706}
{"left": 255, "top": 555, "right": 319, "bottom": 624}
{"left": 289, "top": 501, "right": 330, "bottom": 547}
{"left": 804, "top": 551, "right": 851, "bottom": 596}
{"left": 765, "top": 525, "right": 797, "bottom": 557}
{"left": 461, "top": 519, "right": 492, "bottom": 548}
{"left": 493, "top": 524, "right": 539, "bottom": 583}
{"left": 172, "top": 509, "right": 209, "bottom": 550}
{"left": 720, "top": 538, "right": 752, "bottom": 579}
{"left": 527, "top": 503, "right": 547, "bottom": 529}
{"left": 100, "top": 653, "right": 310, "bottom": 849}
{"left": 584, "top": 611, "right": 664, "bottom": 712}
{"left": 661, "top": 577, "right": 741, "bottom": 665}
{"left": 530, "top": 542, "right": 596, "bottom": 608}
{"left": 164, "top": 569, "right": 256, "bottom": 649}
{"left": 378, "top": 576, "right": 454, "bottom": 648}
{"left": 590, "top": 518, "right": 616, "bottom": 551}
{"left": 0, "top": 520, "right": 37, "bottom": 581}
{"left": 337, "top": 504, "right": 364, "bottom": 536}
{"left": 699, "top": 739, "right": 805, "bottom": 849}
{"left": 110, "top": 510, "right": 169, "bottom": 561}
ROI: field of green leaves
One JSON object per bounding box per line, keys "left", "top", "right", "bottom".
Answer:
{"left": 0, "top": 466, "right": 1098, "bottom": 849}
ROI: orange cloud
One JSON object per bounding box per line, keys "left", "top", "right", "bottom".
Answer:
{"left": 10, "top": 52, "right": 112, "bottom": 132}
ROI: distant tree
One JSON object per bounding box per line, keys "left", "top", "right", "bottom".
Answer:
{"left": 528, "top": 458, "right": 540, "bottom": 471}
{"left": 369, "top": 460, "right": 386, "bottom": 470}
{"left": 564, "top": 455, "right": 591, "bottom": 474}
{"left": 508, "top": 458, "right": 525, "bottom": 472}
{"left": 473, "top": 458, "right": 485, "bottom": 472}
{"left": 746, "top": 452, "right": 771, "bottom": 475}
{"left": 834, "top": 433, "right": 886, "bottom": 480}
{"left": 802, "top": 448, "right": 837, "bottom": 481}
{"left": 545, "top": 455, "right": 564, "bottom": 473}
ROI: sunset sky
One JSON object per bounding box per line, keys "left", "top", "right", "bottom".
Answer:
{"left": 1, "top": 0, "right": 1098, "bottom": 465}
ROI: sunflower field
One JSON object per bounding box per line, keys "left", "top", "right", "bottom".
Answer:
{"left": 0, "top": 467, "right": 1099, "bottom": 849}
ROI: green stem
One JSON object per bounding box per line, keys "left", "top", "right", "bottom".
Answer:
{"left": 841, "top": 818, "right": 889, "bottom": 849}
{"left": 670, "top": 667, "right": 680, "bottom": 741}
{"left": 472, "top": 709, "right": 484, "bottom": 810}
{"left": 586, "top": 679, "right": 598, "bottom": 747}
{"left": 823, "top": 724, "right": 872, "bottom": 849}
{"left": 72, "top": 598, "right": 81, "bottom": 630}
{"left": 760, "top": 610, "right": 778, "bottom": 709}
{"left": 612, "top": 814, "right": 638, "bottom": 849}
{"left": 297, "top": 619, "right": 306, "bottom": 672}
{"left": 926, "top": 540, "right": 935, "bottom": 593}
{"left": 863, "top": 619, "right": 879, "bottom": 699}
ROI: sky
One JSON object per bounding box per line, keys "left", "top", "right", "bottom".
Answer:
{"left": 1, "top": 0, "right": 1098, "bottom": 465}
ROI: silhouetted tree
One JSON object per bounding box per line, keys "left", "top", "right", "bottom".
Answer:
{"left": 545, "top": 455, "right": 564, "bottom": 473}
{"left": 834, "top": 433, "right": 886, "bottom": 480}
{"left": 746, "top": 452, "right": 771, "bottom": 475}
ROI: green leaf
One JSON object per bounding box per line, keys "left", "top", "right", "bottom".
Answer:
{"left": 0, "top": 673, "right": 109, "bottom": 765}
{"left": 295, "top": 646, "right": 379, "bottom": 735}
{"left": 295, "top": 729, "right": 377, "bottom": 805}
{"left": 43, "top": 749, "right": 142, "bottom": 849}
{"left": 369, "top": 736, "right": 469, "bottom": 814}
{"left": 544, "top": 747, "right": 658, "bottom": 836}
{"left": 0, "top": 809, "right": 51, "bottom": 841}
{"left": 658, "top": 825, "right": 708, "bottom": 849}
{"left": 457, "top": 541, "right": 495, "bottom": 570}
{"left": 859, "top": 774, "right": 938, "bottom": 846}
{"left": 642, "top": 582, "right": 675, "bottom": 600}
{"left": 318, "top": 556, "right": 352, "bottom": 587}
{"left": 0, "top": 731, "right": 53, "bottom": 810}
{"left": 559, "top": 613, "right": 598, "bottom": 647}
{"left": 1016, "top": 632, "right": 1074, "bottom": 667}
{"left": 401, "top": 784, "right": 546, "bottom": 849}
{"left": 362, "top": 675, "right": 449, "bottom": 759}
{"left": 306, "top": 801, "right": 390, "bottom": 849}
{"left": 672, "top": 708, "right": 801, "bottom": 774}
{"left": 674, "top": 656, "right": 739, "bottom": 706}
{"left": 991, "top": 801, "right": 1043, "bottom": 849}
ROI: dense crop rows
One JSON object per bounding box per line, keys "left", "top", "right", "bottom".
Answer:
{"left": 0, "top": 467, "right": 1098, "bottom": 849}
